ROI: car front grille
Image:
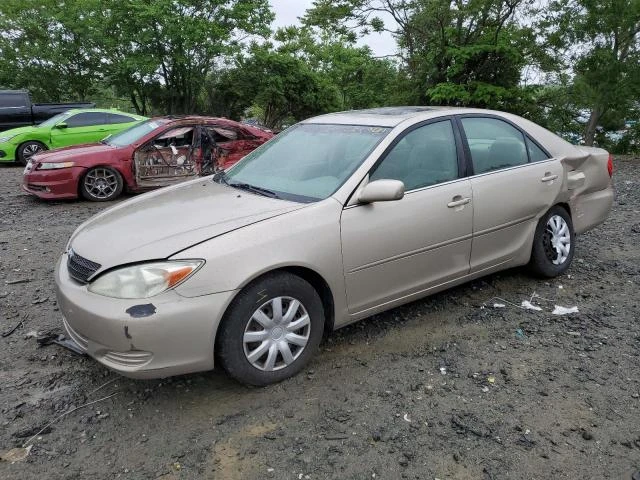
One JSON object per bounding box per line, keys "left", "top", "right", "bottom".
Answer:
{"left": 67, "top": 249, "right": 101, "bottom": 283}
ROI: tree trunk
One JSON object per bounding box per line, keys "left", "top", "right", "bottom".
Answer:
{"left": 584, "top": 106, "right": 604, "bottom": 146}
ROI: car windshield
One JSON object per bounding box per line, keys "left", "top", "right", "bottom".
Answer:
{"left": 223, "top": 123, "right": 390, "bottom": 202}
{"left": 105, "top": 119, "right": 169, "bottom": 147}
{"left": 39, "top": 112, "right": 71, "bottom": 127}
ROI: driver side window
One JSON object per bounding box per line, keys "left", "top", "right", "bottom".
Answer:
{"left": 370, "top": 120, "right": 459, "bottom": 191}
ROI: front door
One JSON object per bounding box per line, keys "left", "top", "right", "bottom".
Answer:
{"left": 50, "top": 111, "right": 107, "bottom": 147}
{"left": 458, "top": 116, "right": 564, "bottom": 271}
{"left": 340, "top": 119, "right": 473, "bottom": 314}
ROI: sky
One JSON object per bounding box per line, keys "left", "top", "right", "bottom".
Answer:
{"left": 269, "top": 0, "right": 397, "bottom": 57}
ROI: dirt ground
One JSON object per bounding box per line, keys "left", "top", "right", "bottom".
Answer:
{"left": 0, "top": 157, "right": 639, "bottom": 480}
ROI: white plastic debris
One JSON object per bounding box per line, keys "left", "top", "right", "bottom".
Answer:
{"left": 493, "top": 303, "right": 506, "bottom": 308}
{"left": 0, "top": 445, "right": 32, "bottom": 463}
{"left": 521, "top": 300, "right": 542, "bottom": 311}
{"left": 552, "top": 305, "right": 579, "bottom": 315}
{"left": 439, "top": 367, "right": 447, "bottom": 375}
{"left": 403, "top": 413, "right": 411, "bottom": 423}
{"left": 481, "top": 386, "right": 489, "bottom": 393}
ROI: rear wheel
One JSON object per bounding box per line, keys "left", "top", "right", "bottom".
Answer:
{"left": 16, "top": 141, "right": 47, "bottom": 165}
{"left": 80, "top": 167, "right": 123, "bottom": 201}
{"left": 529, "top": 206, "right": 574, "bottom": 277}
{"left": 216, "top": 272, "right": 325, "bottom": 386}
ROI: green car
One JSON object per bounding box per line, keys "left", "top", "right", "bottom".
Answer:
{"left": 0, "top": 108, "right": 147, "bottom": 165}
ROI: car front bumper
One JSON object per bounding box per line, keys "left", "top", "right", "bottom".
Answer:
{"left": 22, "top": 164, "right": 84, "bottom": 199}
{"left": 0, "top": 141, "right": 17, "bottom": 161}
{"left": 55, "top": 254, "right": 237, "bottom": 379}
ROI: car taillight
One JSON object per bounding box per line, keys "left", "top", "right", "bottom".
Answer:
{"left": 607, "top": 154, "right": 613, "bottom": 177}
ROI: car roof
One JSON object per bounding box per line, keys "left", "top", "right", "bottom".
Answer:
{"left": 303, "top": 106, "right": 578, "bottom": 157}
{"left": 62, "top": 108, "right": 145, "bottom": 117}
{"left": 302, "top": 106, "right": 545, "bottom": 127}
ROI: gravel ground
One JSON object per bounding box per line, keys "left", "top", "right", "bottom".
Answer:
{"left": 1, "top": 157, "right": 639, "bottom": 480}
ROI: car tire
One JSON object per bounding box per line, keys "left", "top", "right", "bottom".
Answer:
{"left": 80, "top": 167, "right": 124, "bottom": 202}
{"left": 16, "top": 141, "right": 47, "bottom": 165}
{"left": 216, "top": 272, "right": 325, "bottom": 386}
{"left": 529, "top": 205, "right": 575, "bottom": 278}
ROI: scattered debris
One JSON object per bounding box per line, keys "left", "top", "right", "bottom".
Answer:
{"left": 521, "top": 300, "right": 543, "bottom": 311}
{"left": 492, "top": 303, "right": 506, "bottom": 308}
{"left": 552, "top": 305, "right": 579, "bottom": 315}
{"left": 487, "top": 376, "right": 495, "bottom": 384}
{"left": 439, "top": 367, "right": 447, "bottom": 375}
{"left": 515, "top": 328, "right": 527, "bottom": 340}
{"left": 22, "top": 392, "right": 119, "bottom": 447}
{"left": 4, "top": 278, "right": 31, "bottom": 285}
{"left": 35, "top": 331, "right": 86, "bottom": 355}
{"left": 403, "top": 413, "right": 411, "bottom": 423}
{"left": 566, "top": 331, "right": 581, "bottom": 337}
{"left": 1, "top": 318, "right": 24, "bottom": 337}
{"left": 0, "top": 445, "right": 32, "bottom": 463}
{"left": 31, "top": 296, "right": 49, "bottom": 305}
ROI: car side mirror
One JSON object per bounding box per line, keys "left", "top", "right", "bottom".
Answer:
{"left": 55, "top": 122, "right": 68, "bottom": 129}
{"left": 358, "top": 179, "right": 405, "bottom": 204}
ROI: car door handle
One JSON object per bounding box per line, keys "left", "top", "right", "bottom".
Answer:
{"left": 541, "top": 173, "right": 558, "bottom": 182}
{"left": 447, "top": 196, "right": 471, "bottom": 208}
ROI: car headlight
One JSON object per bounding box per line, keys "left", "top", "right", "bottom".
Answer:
{"left": 0, "top": 135, "right": 17, "bottom": 143}
{"left": 37, "top": 161, "right": 75, "bottom": 170}
{"left": 88, "top": 260, "right": 204, "bottom": 299}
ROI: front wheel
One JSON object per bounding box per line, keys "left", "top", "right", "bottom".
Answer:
{"left": 529, "top": 206, "right": 575, "bottom": 277}
{"left": 16, "top": 141, "right": 47, "bottom": 165}
{"left": 80, "top": 167, "right": 124, "bottom": 201}
{"left": 216, "top": 272, "right": 325, "bottom": 386}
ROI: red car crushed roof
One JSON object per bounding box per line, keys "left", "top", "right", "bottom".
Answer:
{"left": 22, "top": 116, "right": 273, "bottom": 201}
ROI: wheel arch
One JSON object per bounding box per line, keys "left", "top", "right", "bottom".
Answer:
{"left": 16, "top": 139, "right": 48, "bottom": 163}
{"left": 555, "top": 202, "right": 571, "bottom": 218}
{"left": 220, "top": 265, "right": 336, "bottom": 336}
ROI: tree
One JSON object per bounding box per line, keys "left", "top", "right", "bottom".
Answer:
{"left": 304, "top": 0, "right": 539, "bottom": 111}
{"left": 542, "top": 0, "right": 640, "bottom": 145}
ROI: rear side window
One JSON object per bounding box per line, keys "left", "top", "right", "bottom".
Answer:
{"left": 105, "top": 113, "right": 136, "bottom": 124}
{"left": 370, "top": 120, "right": 458, "bottom": 190}
{"left": 1, "top": 93, "right": 27, "bottom": 108}
{"left": 65, "top": 112, "right": 106, "bottom": 127}
{"left": 526, "top": 137, "right": 550, "bottom": 162}
{"left": 461, "top": 117, "right": 527, "bottom": 174}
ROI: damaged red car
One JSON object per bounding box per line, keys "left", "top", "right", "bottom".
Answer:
{"left": 22, "top": 116, "right": 273, "bottom": 201}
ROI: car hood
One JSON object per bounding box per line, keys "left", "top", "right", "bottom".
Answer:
{"left": 32, "top": 143, "right": 116, "bottom": 162}
{"left": 68, "top": 179, "right": 305, "bottom": 272}
{"left": 0, "top": 125, "right": 38, "bottom": 140}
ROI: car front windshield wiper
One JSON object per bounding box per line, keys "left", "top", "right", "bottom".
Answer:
{"left": 212, "top": 170, "right": 280, "bottom": 199}
{"left": 228, "top": 182, "right": 281, "bottom": 199}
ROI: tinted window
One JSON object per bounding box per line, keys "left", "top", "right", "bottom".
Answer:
{"left": 526, "top": 137, "right": 550, "bottom": 162}
{"left": 65, "top": 112, "right": 105, "bottom": 127}
{"left": 105, "top": 113, "right": 136, "bottom": 124}
{"left": 370, "top": 120, "right": 458, "bottom": 190}
{"left": 461, "top": 117, "right": 527, "bottom": 174}
{"left": 1, "top": 93, "right": 27, "bottom": 108}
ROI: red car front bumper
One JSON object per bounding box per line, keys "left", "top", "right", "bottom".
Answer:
{"left": 22, "top": 165, "right": 85, "bottom": 200}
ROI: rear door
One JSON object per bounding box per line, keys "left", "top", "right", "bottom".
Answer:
{"left": 458, "top": 115, "right": 563, "bottom": 272}
{"left": 340, "top": 119, "right": 473, "bottom": 314}
{"left": 50, "top": 111, "right": 107, "bottom": 147}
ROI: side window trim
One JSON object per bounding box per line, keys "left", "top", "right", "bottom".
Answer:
{"left": 454, "top": 114, "right": 553, "bottom": 176}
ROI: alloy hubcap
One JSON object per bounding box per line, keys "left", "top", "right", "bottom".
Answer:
{"left": 84, "top": 168, "right": 118, "bottom": 199}
{"left": 543, "top": 215, "right": 571, "bottom": 265}
{"left": 23, "top": 144, "right": 42, "bottom": 159}
{"left": 243, "top": 296, "right": 311, "bottom": 371}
